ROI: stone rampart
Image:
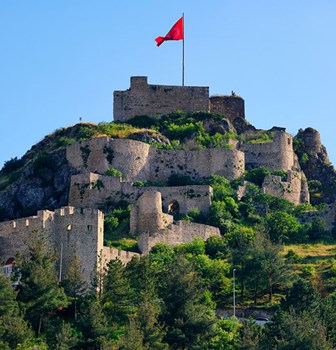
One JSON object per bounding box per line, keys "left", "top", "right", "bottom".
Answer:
{"left": 138, "top": 221, "right": 220, "bottom": 254}
{"left": 67, "top": 137, "right": 244, "bottom": 185}
{"left": 209, "top": 95, "right": 245, "bottom": 121}
{"left": 69, "top": 171, "right": 213, "bottom": 214}
{"left": 149, "top": 147, "right": 245, "bottom": 182}
{"left": 261, "top": 170, "right": 309, "bottom": 205}
{"left": 0, "top": 206, "right": 105, "bottom": 284}
{"left": 102, "top": 247, "right": 140, "bottom": 266}
{"left": 239, "top": 129, "right": 294, "bottom": 171}
{"left": 66, "top": 137, "right": 151, "bottom": 182}
{"left": 114, "top": 76, "right": 209, "bottom": 121}
{"left": 133, "top": 191, "right": 220, "bottom": 254}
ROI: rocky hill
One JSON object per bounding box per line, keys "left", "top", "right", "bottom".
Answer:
{"left": 0, "top": 112, "right": 335, "bottom": 223}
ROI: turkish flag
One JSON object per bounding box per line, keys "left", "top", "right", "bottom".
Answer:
{"left": 155, "top": 17, "right": 184, "bottom": 47}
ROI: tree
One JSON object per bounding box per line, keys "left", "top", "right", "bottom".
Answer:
{"left": 265, "top": 211, "right": 301, "bottom": 243}
{"left": 54, "top": 322, "right": 78, "bottom": 350}
{"left": 0, "top": 275, "right": 33, "bottom": 349}
{"left": 228, "top": 226, "right": 255, "bottom": 301}
{"left": 159, "top": 255, "right": 216, "bottom": 349}
{"left": 102, "top": 258, "right": 130, "bottom": 325}
{"left": 62, "top": 256, "right": 87, "bottom": 321}
{"left": 281, "top": 279, "right": 321, "bottom": 314}
{"left": 246, "top": 232, "right": 292, "bottom": 302}
{"left": 260, "top": 309, "right": 332, "bottom": 350}
{"left": 125, "top": 255, "right": 168, "bottom": 349}
{"left": 79, "top": 298, "right": 110, "bottom": 350}
{"left": 16, "top": 231, "right": 69, "bottom": 337}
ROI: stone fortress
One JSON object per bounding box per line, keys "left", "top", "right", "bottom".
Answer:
{"left": 0, "top": 76, "right": 313, "bottom": 283}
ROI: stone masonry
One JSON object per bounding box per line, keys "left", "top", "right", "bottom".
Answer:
{"left": 131, "top": 191, "right": 220, "bottom": 254}
{"left": 113, "top": 76, "right": 245, "bottom": 122}
{"left": 0, "top": 77, "right": 315, "bottom": 284}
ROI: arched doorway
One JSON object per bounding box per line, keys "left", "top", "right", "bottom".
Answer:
{"left": 168, "top": 200, "right": 180, "bottom": 215}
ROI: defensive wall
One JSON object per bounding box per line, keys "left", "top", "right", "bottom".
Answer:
{"left": 66, "top": 137, "right": 245, "bottom": 183}
{"left": 0, "top": 206, "right": 140, "bottom": 284}
{"left": 113, "top": 76, "right": 245, "bottom": 122}
{"left": 130, "top": 191, "right": 220, "bottom": 254}
{"left": 68, "top": 172, "right": 213, "bottom": 215}
{"left": 239, "top": 128, "right": 295, "bottom": 171}
{"left": 261, "top": 170, "right": 309, "bottom": 205}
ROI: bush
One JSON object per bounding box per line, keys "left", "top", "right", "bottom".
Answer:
{"left": 285, "top": 249, "right": 302, "bottom": 264}
{"left": 1, "top": 157, "right": 24, "bottom": 175}
{"left": 105, "top": 167, "right": 122, "bottom": 177}
{"left": 245, "top": 167, "right": 270, "bottom": 187}
{"left": 168, "top": 174, "right": 195, "bottom": 186}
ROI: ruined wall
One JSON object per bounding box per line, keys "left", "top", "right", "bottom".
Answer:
{"left": 102, "top": 247, "right": 140, "bottom": 266}
{"left": 67, "top": 137, "right": 244, "bottom": 185}
{"left": 132, "top": 191, "right": 220, "bottom": 254}
{"left": 239, "top": 129, "right": 294, "bottom": 171}
{"left": 114, "top": 76, "right": 209, "bottom": 121}
{"left": 138, "top": 221, "right": 220, "bottom": 254}
{"left": 69, "top": 171, "right": 213, "bottom": 214}
{"left": 149, "top": 147, "right": 245, "bottom": 182}
{"left": 209, "top": 95, "right": 245, "bottom": 121}
{"left": 66, "top": 138, "right": 151, "bottom": 182}
{"left": 261, "top": 170, "right": 309, "bottom": 205}
{"left": 0, "top": 210, "right": 54, "bottom": 261}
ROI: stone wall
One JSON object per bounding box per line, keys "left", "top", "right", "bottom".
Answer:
{"left": 66, "top": 137, "right": 245, "bottom": 184}
{"left": 66, "top": 137, "right": 151, "bottom": 182}
{"left": 149, "top": 147, "right": 245, "bottom": 182}
{"left": 0, "top": 206, "right": 106, "bottom": 284}
{"left": 261, "top": 170, "right": 309, "bottom": 205}
{"left": 239, "top": 129, "right": 294, "bottom": 171}
{"left": 69, "top": 172, "right": 213, "bottom": 214}
{"left": 209, "top": 95, "right": 245, "bottom": 121}
{"left": 133, "top": 191, "right": 220, "bottom": 254}
{"left": 114, "top": 76, "right": 209, "bottom": 121}
{"left": 138, "top": 220, "right": 220, "bottom": 254}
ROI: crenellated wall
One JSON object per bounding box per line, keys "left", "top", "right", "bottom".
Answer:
{"left": 0, "top": 206, "right": 106, "bottom": 284}
{"left": 114, "top": 76, "right": 210, "bottom": 121}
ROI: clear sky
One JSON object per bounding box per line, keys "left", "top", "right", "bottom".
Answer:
{"left": 1, "top": 0, "right": 336, "bottom": 168}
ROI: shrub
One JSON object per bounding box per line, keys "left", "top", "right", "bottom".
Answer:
{"left": 105, "top": 167, "right": 122, "bottom": 177}
{"left": 168, "top": 174, "right": 195, "bottom": 186}
{"left": 245, "top": 167, "right": 270, "bottom": 187}
{"left": 284, "top": 249, "right": 302, "bottom": 263}
{"left": 1, "top": 157, "right": 24, "bottom": 175}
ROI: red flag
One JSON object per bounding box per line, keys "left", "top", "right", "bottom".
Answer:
{"left": 155, "top": 17, "right": 184, "bottom": 47}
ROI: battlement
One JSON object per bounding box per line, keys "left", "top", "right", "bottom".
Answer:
{"left": 0, "top": 206, "right": 105, "bottom": 284}
{"left": 113, "top": 76, "right": 245, "bottom": 122}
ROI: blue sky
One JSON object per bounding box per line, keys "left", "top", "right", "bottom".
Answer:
{"left": 1, "top": 0, "right": 336, "bottom": 168}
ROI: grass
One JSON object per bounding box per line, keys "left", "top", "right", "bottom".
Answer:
{"left": 283, "top": 243, "right": 336, "bottom": 260}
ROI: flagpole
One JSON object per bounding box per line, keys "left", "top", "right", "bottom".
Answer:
{"left": 182, "top": 13, "right": 185, "bottom": 86}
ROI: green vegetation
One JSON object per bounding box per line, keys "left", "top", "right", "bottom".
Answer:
{"left": 3, "top": 228, "right": 336, "bottom": 349}
{"left": 105, "top": 167, "right": 123, "bottom": 177}
{"left": 241, "top": 130, "right": 273, "bottom": 144}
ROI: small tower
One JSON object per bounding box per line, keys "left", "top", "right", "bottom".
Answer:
{"left": 209, "top": 94, "right": 245, "bottom": 121}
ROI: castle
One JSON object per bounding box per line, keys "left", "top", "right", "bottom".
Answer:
{"left": 0, "top": 77, "right": 313, "bottom": 283}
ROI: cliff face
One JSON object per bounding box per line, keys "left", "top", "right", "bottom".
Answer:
{"left": 0, "top": 149, "right": 77, "bottom": 221}
{"left": 294, "top": 128, "right": 336, "bottom": 204}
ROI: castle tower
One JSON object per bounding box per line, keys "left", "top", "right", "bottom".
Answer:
{"left": 209, "top": 94, "right": 245, "bottom": 121}
{"left": 130, "top": 191, "right": 164, "bottom": 235}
